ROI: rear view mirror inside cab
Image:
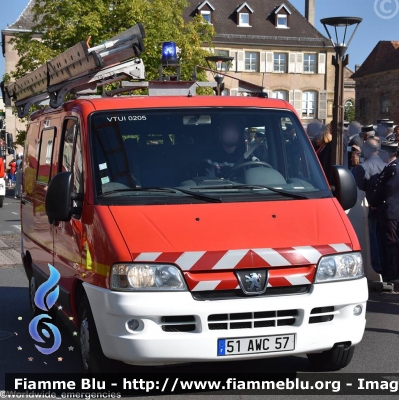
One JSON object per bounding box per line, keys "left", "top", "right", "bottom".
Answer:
{"left": 183, "top": 115, "right": 211, "bottom": 125}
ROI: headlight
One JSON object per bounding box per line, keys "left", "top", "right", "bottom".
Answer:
{"left": 315, "top": 252, "right": 363, "bottom": 283}
{"left": 110, "top": 264, "right": 187, "bottom": 291}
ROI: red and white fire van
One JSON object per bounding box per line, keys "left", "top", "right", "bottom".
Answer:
{"left": 2, "top": 24, "right": 367, "bottom": 372}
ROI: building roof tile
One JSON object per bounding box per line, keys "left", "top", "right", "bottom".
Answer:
{"left": 4, "top": 0, "right": 332, "bottom": 50}
{"left": 4, "top": 0, "right": 37, "bottom": 32}
{"left": 184, "top": 0, "right": 331, "bottom": 48}
{"left": 351, "top": 41, "right": 399, "bottom": 79}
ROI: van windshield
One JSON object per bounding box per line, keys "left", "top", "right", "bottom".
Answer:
{"left": 90, "top": 108, "right": 330, "bottom": 204}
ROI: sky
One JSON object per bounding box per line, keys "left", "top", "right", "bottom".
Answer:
{"left": 1, "top": 0, "right": 399, "bottom": 77}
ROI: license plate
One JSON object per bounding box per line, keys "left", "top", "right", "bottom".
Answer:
{"left": 217, "top": 334, "right": 295, "bottom": 356}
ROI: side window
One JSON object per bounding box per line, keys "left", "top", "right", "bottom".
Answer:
{"left": 60, "top": 119, "right": 83, "bottom": 214}
{"left": 37, "top": 128, "right": 56, "bottom": 184}
{"left": 73, "top": 131, "right": 83, "bottom": 196}
{"left": 282, "top": 118, "right": 301, "bottom": 178}
{"left": 61, "top": 120, "right": 75, "bottom": 173}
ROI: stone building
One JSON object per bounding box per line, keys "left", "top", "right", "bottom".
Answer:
{"left": 1, "top": 0, "right": 36, "bottom": 159}
{"left": 352, "top": 41, "right": 399, "bottom": 124}
{"left": 184, "top": 0, "right": 336, "bottom": 125}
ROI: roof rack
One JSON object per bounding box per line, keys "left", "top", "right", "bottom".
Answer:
{"left": 1, "top": 23, "right": 146, "bottom": 118}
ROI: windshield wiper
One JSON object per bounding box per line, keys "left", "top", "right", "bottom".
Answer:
{"left": 98, "top": 187, "right": 177, "bottom": 197}
{"left": 189, "top": 184, "right": 309, "bottom": 200}
{"left": 98, "top": 187, "right": 222, "bottom": 203}
{"left": 172, "top": 187, "right": 222, "bottom": 203}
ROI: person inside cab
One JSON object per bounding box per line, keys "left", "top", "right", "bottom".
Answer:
{"left": 202, "top": 116, "right": 246, "bottom": 178}
{"left": 251, "top": 130, "right": 268, "bottom": 163}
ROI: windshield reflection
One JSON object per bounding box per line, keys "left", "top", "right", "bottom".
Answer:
{"left": 90, "top": 108, "right": 329, "bottom": 203}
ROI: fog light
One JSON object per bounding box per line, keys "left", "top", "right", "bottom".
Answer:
{"left": 353, "top": 305, "right": 362, "bottom": 316}
{"left": 127, "top": 319, "right": 140, "bottom": 331}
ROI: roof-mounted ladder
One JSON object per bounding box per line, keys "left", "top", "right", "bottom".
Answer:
{"left": 1, "top": 23, "right": 146, "bottom": 118}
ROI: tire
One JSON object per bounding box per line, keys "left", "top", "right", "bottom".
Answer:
{"left": 307, "top": 344, "right": 355, "bottom": 371}
{"left": 0, "top": 196, "right": 3, "bottom": 208}
{"left": 28, "top": 275, "right": 41, "bottom": 317}
{"left": 29, "top": 273, "right": 58, "bottom": 320}
{"left": 78, "top": 295, "right": 121, "bottom": 373}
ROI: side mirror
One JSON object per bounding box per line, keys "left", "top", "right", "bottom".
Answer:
{"left": 45, "top": 172, "right": 73, "bottom": 223}
{"left": 330, "top": 165, "right": 357, "bottom": 210}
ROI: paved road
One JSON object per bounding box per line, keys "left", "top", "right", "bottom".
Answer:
{"left": 0, "top": 186, "right": 21, "bottom": 236}
{"left": 1, "top": 187, "right": 398, "bottom": 399}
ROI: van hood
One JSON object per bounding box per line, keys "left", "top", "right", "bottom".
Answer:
{"left": 108, "top": 199, "right": 354, "bottom": 273}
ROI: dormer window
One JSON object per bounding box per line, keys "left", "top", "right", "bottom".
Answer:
{"left": 274, "top": 4, "right": 291, "bottom": 29}
{"left": 239, "top": 13, "right": 250, "bottom": 26}
{"left": 197, "top": 1, "right": 215, "bottom": 24}
{"left": 201, "top": 10, "right": 211, "bottom": 23}
{"left": 277, "top": 15, "right": 287, "bottom": 28}
{"left": 237, "top": 2, "right": 254, "bottom": 27}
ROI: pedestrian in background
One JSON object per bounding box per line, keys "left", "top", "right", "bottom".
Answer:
{"left": 14, "top": 162, "right": 22, "bottom": 199}
{"left": 348, "top": 121, "right": 363, "bottom": 168}
{"left": 361, "top": 124, "right": 376, "bottom": 142}
{"left": 306, "top": 121, "right": 323, "bottom": 150}
{"left": 353, "top": 138, "right": 386, "bottom": 274}
{"left": 393, "top": 125, "right": 399, "bottom": 142}
{"left": 348, "top": 121, "right": 363, "bottom": 149}
{"left": 6, "top": 168, "right": 11, "bottom": 187}
{"left": 315, "top": 125, "right": 332, "bottom": 183}
{"left": 16, "top": 154, "right": 22, "bottom": 169}
{"left": 8, "top": 158, "right": 16, "bottom": 186}
{"left": 369, "top": 141, "right": 399, "bottom": 282}
{"left": 350, "top": 145, "right": 361, "bottom": 170}
{"left": 377, "top": 121, "right": 394, "bottom": 140}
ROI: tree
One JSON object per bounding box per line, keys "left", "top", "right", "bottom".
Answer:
{"left": 344, "top": 99, "right": 355, "bottom": 123}
{"left": 9, "top": 0, "right": 215, "bottom": 83}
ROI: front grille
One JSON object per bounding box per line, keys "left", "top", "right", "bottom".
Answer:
{"left": 161, "top": 315, "right": 196, "bottom": 332}
{"left": 311, "top": 306, "right": 334, "bottom": 314}
{"left": 162, "top": 324, "right": 196, "bottom": 332}
{"left": 309, "top": 315, "right": 334, "bottom": 324}
{"left": 231, "top": 322, "right": 251, "bottom": 329}
{"left": 309, "top": 306, "right": 335, "bottom": 324}
{"left": 192, "top": 285, "right": 310, "bottom": 301}
{"left": 208, "top": 309, "right": 298, "bottom": 330}
{"left": 254, "top": 320, "right": 275, "bottom": 328}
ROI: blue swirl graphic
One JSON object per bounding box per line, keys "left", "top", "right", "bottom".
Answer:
{"left": 29, "top": 314, "right": 61, "bottom": 355}
{"left": 34, "top": 264, "right": 60, "bottom": 312}
{"left": 29, "top": 263, "right": 62, "bottom": 355}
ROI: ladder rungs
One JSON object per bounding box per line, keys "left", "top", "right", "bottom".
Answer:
{"left": 1, "top": 23, "right": 146, "bottom": 117}
{"left": 48, "top": 42, "right": 101, "bottom": 87}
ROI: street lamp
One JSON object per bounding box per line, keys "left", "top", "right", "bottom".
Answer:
{"left": 204, "top": 55, "right": 234, "bottom": 96}
{"left": 320, "top": 16, "right": 362, "bottom": 166}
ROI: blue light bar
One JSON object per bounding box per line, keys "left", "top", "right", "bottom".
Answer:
{"left": 161, "top": 42, "right": 178, "bottom": 65}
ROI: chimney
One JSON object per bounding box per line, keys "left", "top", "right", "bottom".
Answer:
{"left": 355, "top": 64, "right": 361, "bottom": 71}
{"left": 305, "top": 0, "right": 315, "bottom": 26}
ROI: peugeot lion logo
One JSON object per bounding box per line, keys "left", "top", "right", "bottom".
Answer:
{"left": 245, "top": 272, "right": 262, "bottom": 292}
{"left": 236, "top": 269, "right": 268, "bottom": 295}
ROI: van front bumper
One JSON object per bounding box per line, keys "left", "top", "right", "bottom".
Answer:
{"left": 83, "top": 278, "right": 368, "bottom": 366}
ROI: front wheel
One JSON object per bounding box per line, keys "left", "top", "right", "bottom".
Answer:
{"left": 306, "top": 344, "right": 355, "bottom": 371}
{"left": 28, "top": 275, "right": 40, "bottom": 317}
{"left": 78, "top": 295, "right": 121, "bottom": 373}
